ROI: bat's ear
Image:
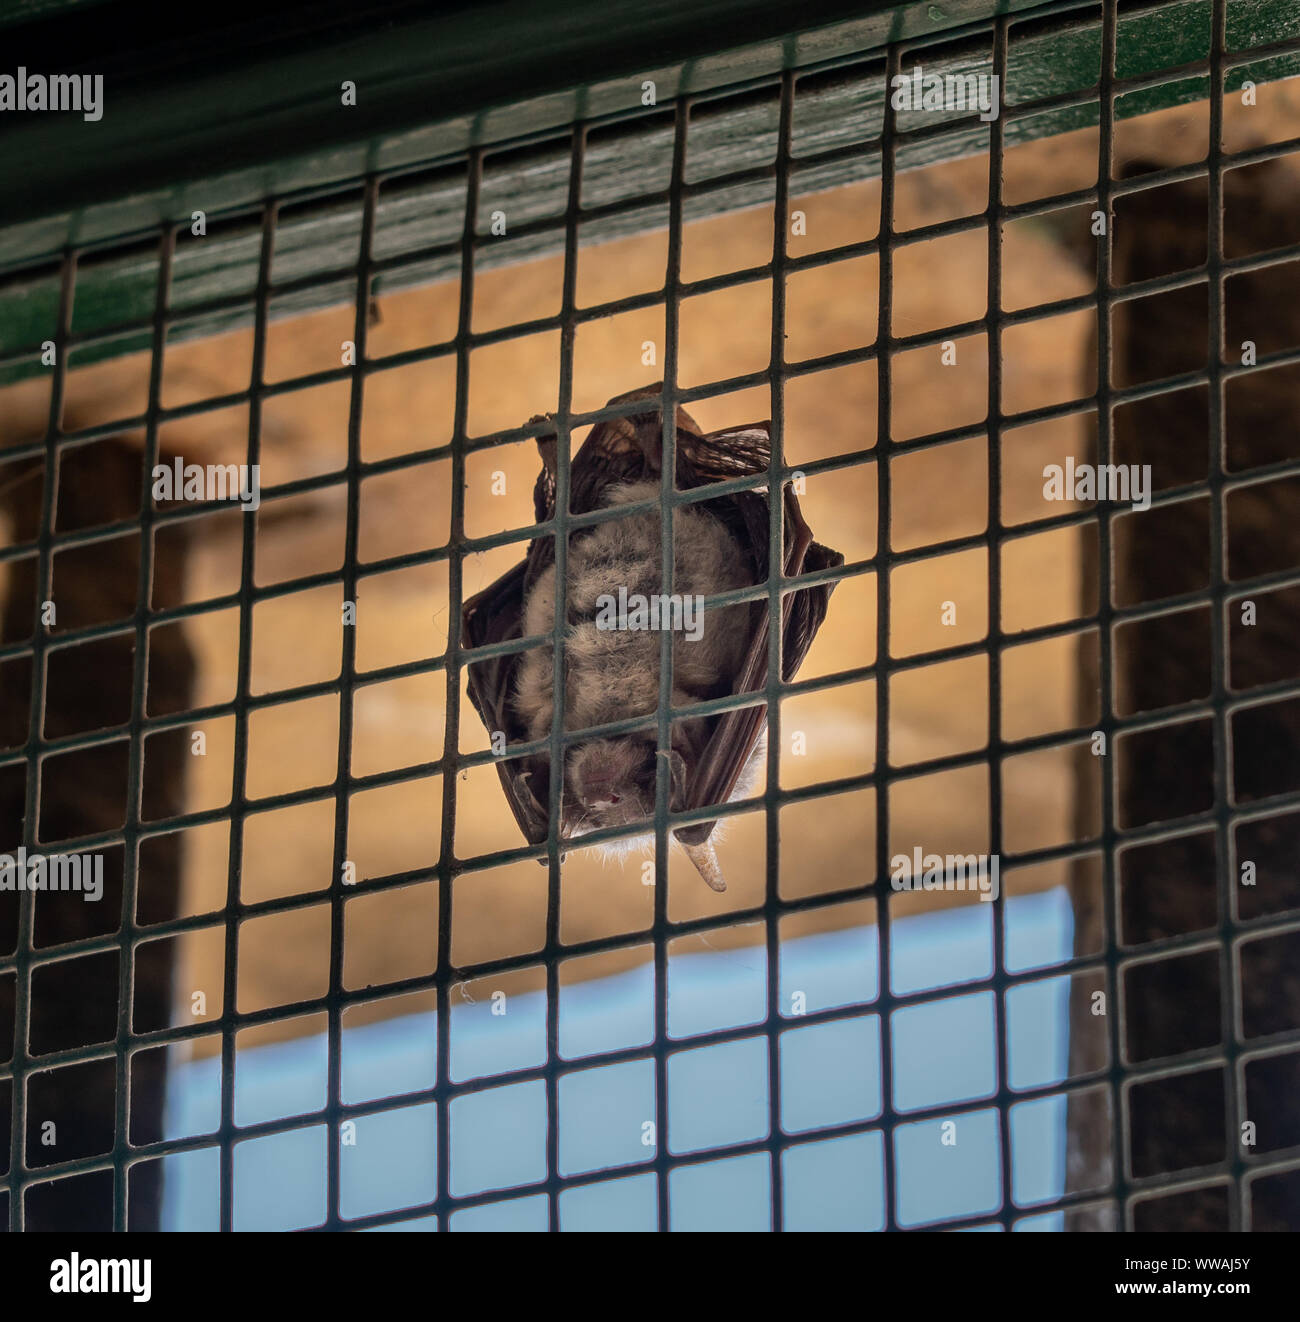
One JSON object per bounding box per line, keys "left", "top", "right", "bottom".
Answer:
{"left": 683, "top": 839, "right": 727, "bottom": 892}
{"left": 660, "top": 735, "right": 727, "bottom": 887}
{"left": 511, "top": 761, "right": 551, "bottom": 843}
{"left": 529, "top": 413, "right": 559, "bottom": 480}
{"left": 538, "top": 437, "right": 558, "bottom": 480}
{"left": 665, "top": 714, "right": 712, "bottom": 810}
{"left": 666, "top": 748, "right": 691, "bottom": 811}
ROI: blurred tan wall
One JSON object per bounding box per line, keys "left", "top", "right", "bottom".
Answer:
{"left": 3, "top": 82, "right": 1297, "bottom": 1049}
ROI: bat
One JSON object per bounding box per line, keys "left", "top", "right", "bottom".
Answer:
{"left": 461, "top": 383, "right": 844, "bottom": 892}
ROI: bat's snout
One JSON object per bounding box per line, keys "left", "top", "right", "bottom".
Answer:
{"left": 577, "top": 774, "right": 621, "bottom": 810}
{"left": 569, "top": 739, "right": 653, "bottom": 820}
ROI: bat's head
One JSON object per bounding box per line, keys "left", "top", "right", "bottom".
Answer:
{"left": 563, "top": 713, "right": 711, "bottom": 840}
{"left": 564, "top": 735, "right": 660, "bottom": 836}
{"left": 559, "top": 732, "right": 728, "bottom": 892}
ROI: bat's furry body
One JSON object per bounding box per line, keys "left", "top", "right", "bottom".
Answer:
{"left": 515, "top": 480, "right": 762, "bottom": 845}
{"left": 461, "top": 384, "right": 843, "bottom": 890}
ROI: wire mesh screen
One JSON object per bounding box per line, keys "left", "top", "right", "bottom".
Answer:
{"left": 2, "top": 0, "right": 1300, "bottom": 1233}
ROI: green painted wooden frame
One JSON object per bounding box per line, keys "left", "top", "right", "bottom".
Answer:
{"left": 0, "top": 0, "right": 1297, "bottom": 385}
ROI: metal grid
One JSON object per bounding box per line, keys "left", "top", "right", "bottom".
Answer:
{"left": 0, "top": 0, "right": 1299, "bottom": 1231}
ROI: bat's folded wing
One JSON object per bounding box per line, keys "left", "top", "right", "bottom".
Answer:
{"left": 461, "top": 563, "right": 551, "bottom": 845}
{"left": 673, "top": 483, "right": 845, "bottom": 848}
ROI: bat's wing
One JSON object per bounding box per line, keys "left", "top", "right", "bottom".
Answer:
{"left": 673, "top": 472, "right": 845, "bottom": 852}
{"left": 461, "top": 562, "right": 550, "bottom": 846}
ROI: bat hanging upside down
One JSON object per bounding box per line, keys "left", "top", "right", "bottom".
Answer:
{"left": 461, "top": 384, "right": 843, "bottom": 891}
